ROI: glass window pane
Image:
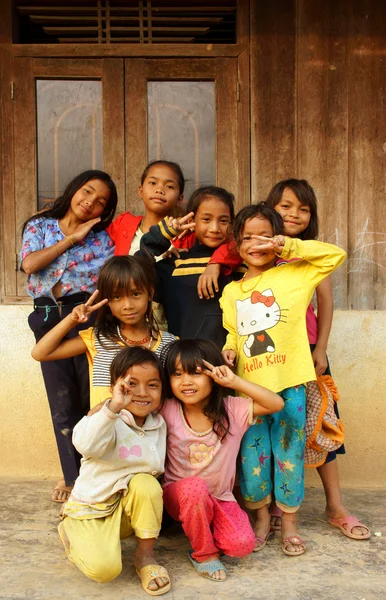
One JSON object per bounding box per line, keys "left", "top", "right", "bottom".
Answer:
{"left": 36, "top": 80, "right": 103, "bottom": 209}
{"left": 147, "top": 81, "right": 215, "bottom": 202}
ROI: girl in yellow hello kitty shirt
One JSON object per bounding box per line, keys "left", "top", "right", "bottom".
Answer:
{"left": 219, "top": 202, "right": 346, "bottom": 557}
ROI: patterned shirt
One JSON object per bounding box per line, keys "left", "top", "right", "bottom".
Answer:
{"left": 20, "top": 217, "right": 114, "bottom": 301}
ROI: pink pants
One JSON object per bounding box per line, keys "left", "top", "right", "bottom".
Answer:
{"left": 163, "top": 477, "right": 255, "bottom": 562}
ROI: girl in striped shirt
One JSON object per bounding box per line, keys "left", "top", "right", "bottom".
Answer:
{"left": 32, "top": 255, "right": 176, "bottom": 410}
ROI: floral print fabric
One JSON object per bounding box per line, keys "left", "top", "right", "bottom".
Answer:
{"left": 20, "top": 217, "right": 114, "bottom": 301}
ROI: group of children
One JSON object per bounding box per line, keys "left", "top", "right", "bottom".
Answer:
{"left": 21, "top": 161, "right": 370, "bottom": 596}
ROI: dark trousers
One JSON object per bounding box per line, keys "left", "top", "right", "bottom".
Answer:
{"left": 28, "top": 294, "right": 96, "bottom": 486}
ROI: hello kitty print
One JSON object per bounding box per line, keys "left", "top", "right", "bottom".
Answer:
{"left": 236, "top": 288, "right": 287, "bottom": 358}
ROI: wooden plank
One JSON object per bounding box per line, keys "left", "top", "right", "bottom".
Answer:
{"left": 33, "top": 58, "right": 103, "bottom": 77}
{"left": 144, "top": 58, "right": 217, "bottom": 79}
{"left": 250, "top": 0, "right": 297, "bottom": 202}
{"left": 0, "top": 48, "right": 15, "bottom": 299}
{"left": 348, "top": 0, "right": 386, "bottom": 310}
{"left": 11, "top": 43, "right": 245, "bottom": 58}
{"left": 297, "top": 0, "right": 349, "bottom": 309}
{"left": 102, "top": 58, "right": 125, "bottom": 216}
{"left": 236, "top": 0, "right": 249, "bottom": 47}
{"left": 125, "top": 59, "right": 147, "bottom": 215}
{"left": 236, "top": 48, "right": 250, "bottom": 209}
{"left": 13, "top": 58, "right": 36, "bottom": 298}
{"left": 0, "top": 0, "right": 12, "bottom": 43}
{"left": 215, "top": 57, "right": 238, "bottom": 199}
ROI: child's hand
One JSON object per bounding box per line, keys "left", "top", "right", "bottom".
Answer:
{"left": 69, "top": 290, "right": 108, "bottom": 323}
{"left": 70, "top": 217, "right": 102, "bottom": 243}
{"left": 162, "top": 246, "right": 189, "bottom": 259}
{"left": 312, "top": 346, "right": 328, "bottom": 376}
{"left": 167, "top": 212, "right": 195, "bottom": 236}
{"left": 108, "top": 374, "right": 133, "bottom": 414}
{"left": 249, "top": 234, "right": 286, "bottom": 253}
{"left": 202, "top": 360, "right": 236, "bottom": 388}
{"left": 222, "top": 350, "right": 236, "bottom": 367}
{"left": 197, "top": 263, "right": 221, "bottom": 299}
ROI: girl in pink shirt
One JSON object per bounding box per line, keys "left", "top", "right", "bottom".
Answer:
{"left": 160, "top": 339, "right": 283, "bottom": 583}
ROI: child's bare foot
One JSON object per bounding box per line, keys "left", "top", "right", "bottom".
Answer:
{"left": 51, "top": 480, "right": 73, "bottom": 503}
{"left": 253, "top": 505, "right": 272, "bottom": 551}
{"left": 269, "top": 503, "right": 283, "bottom": 531}
{"left": 134, "top": 545, "right": 170, "bottom": 594}
{"left": 281, "top": 511, "right": 306, "bottom": 556}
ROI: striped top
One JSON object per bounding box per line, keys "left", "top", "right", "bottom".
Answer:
{"left": 79, "top": 326, "right": 176, "bottom": 408}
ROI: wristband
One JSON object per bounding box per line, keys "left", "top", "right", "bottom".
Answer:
{"left": 66, "top": 235, "right": 74, "bottom": 246}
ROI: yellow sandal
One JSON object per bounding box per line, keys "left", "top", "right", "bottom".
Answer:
{"left": 135, "top": 564, "right": 171, "bottom": 596}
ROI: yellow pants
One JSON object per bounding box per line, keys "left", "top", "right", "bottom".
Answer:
{"left": 58, "top": 474, "right": 163, "bottom": 583}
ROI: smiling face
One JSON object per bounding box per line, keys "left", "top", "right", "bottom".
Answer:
{"left": 139, "top": 164, "right": 183, "bottom": 217}
{"left": 194, "top": 197, "right": 231, "bottom": 248}
{"left": 274, "top": 187, "right": 311, "bottom": 237}
{"left": 121, "top": 362, "right": 162, "bottom": 426}
{"left": 238, "top": 216, "right": 277, "bottom": 275}
{"left": 69, "top": 178, "right": 110, "bottom": 222}
{"left": 169, "top": 357, "right": 212, "bottom": 410}
{"left": 108, "top": 278, "right": 151, "bottom": 328}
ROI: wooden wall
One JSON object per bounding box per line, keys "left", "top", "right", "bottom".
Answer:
{"left": 251, "top": 0, "right": 386, "bottom": 310}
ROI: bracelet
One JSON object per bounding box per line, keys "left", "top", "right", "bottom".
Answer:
{"left": 65, "top": 235, "right": 74, "bottom": 246}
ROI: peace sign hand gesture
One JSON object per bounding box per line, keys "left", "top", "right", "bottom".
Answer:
{"left": 109, "top": 374, "right": 133, "bottom": 414}
{"left": 167, "top": 212, "right": 196, "bottom": 238}
{"left": 201, "top": 360, "right": 236, "bottom": 389}
{"left": 69, "top": 289, "right": 108, "bottom": 324}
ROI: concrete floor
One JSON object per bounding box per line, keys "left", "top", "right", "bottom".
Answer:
{"left": 0, "top": 480, "right": 385, "bottom": 600}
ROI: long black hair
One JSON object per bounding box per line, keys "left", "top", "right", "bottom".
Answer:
{"left": 163, "top": 339, "right": 231, "bottom": 442}
{"left": 233, "top": 202, "right": 285, "bottom": 246}
{"left": 94, "top": 255, "right": 159, "bottom": 346}
{"left": 110, "top": 346, "right": 167, "bottom": 409}
{"left": 22, "top": 170, "right": 118, "bottom": 234}
{"left": 265, "top": 178, "right": 319, "bottom": 240}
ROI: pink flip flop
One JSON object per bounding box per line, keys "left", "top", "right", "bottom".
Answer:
{"left": 253, "top": 530, "right": 274, "bottom": 552}
{"left": 327, "top": 515, "right": 371, "bottom": 540}
{"left": 281, "top": 535, "right": 306, "bottom": 557}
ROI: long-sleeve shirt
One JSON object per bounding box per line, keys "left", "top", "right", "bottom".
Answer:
{"left": 69, "top": 401, "right": 166, "bottom": 504}
{"left": 137, "top": 218, "right": 236, "bottom": 349}
{"left": 220, "top": 237, "right": 346, "bottom": 393}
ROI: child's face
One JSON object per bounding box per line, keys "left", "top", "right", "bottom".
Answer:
{"left": 69, "top": 178, "right": 110, "bottom": 222}
{"left": 238, "top": 217, "right": 277, "bottom": 272}
{"left": 170, "top": 357, "right": 212, "bottom": 409}
{"left": 274, "top": 187, "right": 311, "bottom": 237}
{"left": 117, "top": 363, "right": 162, "bottom": 425}
{"left": 194, "top": 198, "right": 231, "bottom": 248}
{"left": 139, "top": 164, "right": 183, "bottom": 217}
{"left": 108, "top": 279, "right": 151, "bottom": 327}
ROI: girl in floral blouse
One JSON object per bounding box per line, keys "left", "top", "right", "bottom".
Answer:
{"left": 20, "top": 170, "right": 117, "bottom": 503}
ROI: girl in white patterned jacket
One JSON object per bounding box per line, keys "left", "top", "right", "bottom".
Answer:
{"left": 58, "top": 346, "right": 171, "bottom": 596}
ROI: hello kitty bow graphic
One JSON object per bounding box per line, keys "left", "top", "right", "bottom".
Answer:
{"left": 251, "top": 290, "right": 275, "bottom": 307}
{"left": 236, "top": 288, "right": 286, "bottom": 358}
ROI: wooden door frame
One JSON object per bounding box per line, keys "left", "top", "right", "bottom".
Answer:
{"left": 124, "top": 56, "right": 250, "bottom": 214}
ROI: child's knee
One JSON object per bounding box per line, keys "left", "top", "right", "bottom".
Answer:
{"left": 129, "top": 473, "right": 163, "bottom": 501}
{"left": 85, "top": 557, "right": 122, "bottom": 583}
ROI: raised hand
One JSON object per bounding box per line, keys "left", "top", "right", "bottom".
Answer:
{"left": 202, "top": 359, "right": 236, "bottom": 388}
{"left": 167, "top": 212, "right": 196, "bottom": 237}
{"left": 249, "top": 234, "right": 286, "bottom": 253}
{"left": 109, "top": 374, "right": 133, "bottom": 414}
{"left": 69, "top": 289, "right": 108, "bottom": 324}
{"left": 69, "top": 217, "right": 102, "bottom": 244}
